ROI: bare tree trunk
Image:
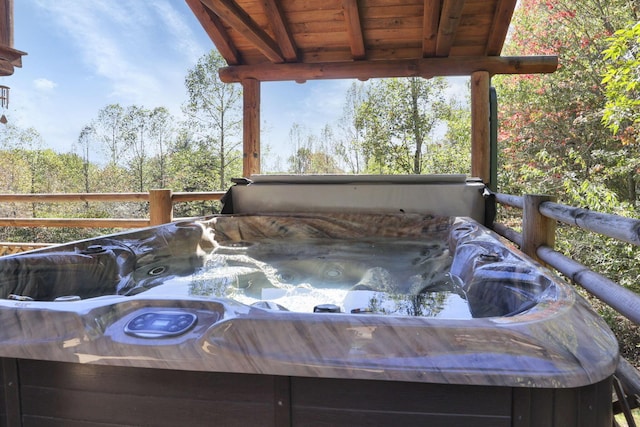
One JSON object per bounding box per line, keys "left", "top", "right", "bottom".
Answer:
{"left": 628, "top": 170, "right": 637, "bottom": 206}
{"left": 411, "top": 79, "right": 423, "bottom": 174}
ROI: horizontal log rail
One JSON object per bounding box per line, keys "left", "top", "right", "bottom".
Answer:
{"left": 0, "top": 190, "right": 226, "bottom": 204}
{"left": 537, "top": 245, "right": 640, "bottom": 324}
{"left": 0, "top": 189, "right": 225, "bottom": 253}
{"left": 493, "top": 191, "right": 640, "bottom": 420}
{"left": 0, "top": 218, "right": 150, "bottom": 229}
{"left": 0, "top": 193, "right": 150, "bottom": 202}
{"left": 494, "top": 191, "right": 640, "bottom": 323}
{"left": 539, "top": 201, "right": 640, "bottom": 246}
{"left": 494, "top": 192, "right": 524, "bottom": 209}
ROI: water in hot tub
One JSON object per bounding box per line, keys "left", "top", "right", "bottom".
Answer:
{"left": 148, "top": 238, "right": 471, "bottom": 319}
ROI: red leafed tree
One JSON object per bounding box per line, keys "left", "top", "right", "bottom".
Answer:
{"left": 496, "top": 1, "right": 640, "bottom": 367}
{"left": 494, "top": 0, "right": 639, "bottom": 207}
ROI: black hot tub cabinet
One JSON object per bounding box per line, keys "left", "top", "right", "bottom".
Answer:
{"left": 0, "top": 213, "right": 618, "bottom": 427}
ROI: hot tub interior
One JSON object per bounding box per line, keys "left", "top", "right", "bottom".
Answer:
{"left": 0, "top": 214, "right": 551, "bottom": 320}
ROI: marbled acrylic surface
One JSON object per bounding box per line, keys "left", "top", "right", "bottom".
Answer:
{"left": 0, "top": 213, "right": 619, "bottom": 387}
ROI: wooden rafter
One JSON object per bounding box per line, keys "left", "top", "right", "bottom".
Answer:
{"left": 219, "top": 55, "right": 559, "bottom": 83}
{"left": 189, "top": 0, "right": 546, "bottom": 70}
{"left": 485, "top": 0, "right": 518, "bottom": 55}
{"left": 342, "top": 0, "right": 366, "bottom": 60}
{"left": 435, "top": 0, "right": 465, "bottom": 57}
{"left": 200, "top": 0, "right": 284, "bottom": 63}
{"left": 186, "top": 0, "right": 241, "bottom": 64}
{"left": 186, "top": 0, "right": 242, "bottom": 65}
{"left": 422, "top": 0, "right": 441, "bottom": 57}
{"left": 260, "top": 0, "right": 297, "bottom": 62}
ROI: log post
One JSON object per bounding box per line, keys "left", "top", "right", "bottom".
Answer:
{"left": 522, "top": 194, "right": 556, "bottom": 264}
{"left": 471, "top": 70, "right": 490, "bottom": 183}
{"left": 149, "top": 189, "right": 173, "bottom": 226}
{"left": 242, "top": 78, "right": 260, "bottom": 178}
{"left": 0, "top": 0, "right": 13, "bottom": 47}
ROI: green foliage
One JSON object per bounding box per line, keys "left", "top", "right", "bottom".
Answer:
{"left": 495, "top": 0, "right": 638, "bottom": 203}
{"left": 335, "top": 82, "right": 368, "bottom": 173}
{"left": 183, "top": 50, "right": 242, "bottom": 189}
{"left": 356, "top": 77, "right": 448, "bottom": 174}
{"left": 494, "top": 0, "right": 640, "bottom": 365}
{"left": 423, "top": 95, "right": 471, "bottom": 174}
{"left": 286, "top": 123, "right": 343, "bottom": 174}
{"left": 278, "top": 77, "right": 470, "bottom": 176}
{"left": 0, "top": 49, "right": 247, "bottom": 241}
{"left": 602, "top": 21, "right": 640, "bottom": 142}
{"left": 94, "top": 104, "right": 127, "bottom": 166}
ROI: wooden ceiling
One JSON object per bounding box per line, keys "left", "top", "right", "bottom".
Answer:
{"left": 186, "top": 0, "right": 558, "bottom": 83}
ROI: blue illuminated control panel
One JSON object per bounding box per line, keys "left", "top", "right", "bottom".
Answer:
{"left": 124, "top": 311, "right": 197, "bottom": 338}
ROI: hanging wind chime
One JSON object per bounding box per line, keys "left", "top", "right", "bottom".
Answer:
{"left": 0, "top": 85, "right": 9, "bottom": 124}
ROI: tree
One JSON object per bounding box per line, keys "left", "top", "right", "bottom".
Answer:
{"left": 495, "top": 0, "right": 639, "bottom": 204}
{"left": 287, "top": 123, "right": 312, "bottom": 174}
{"left": 75, "top": 125, "right": 95, "bottom": 194}
{"left": 147, "top": 107, "right": 174, "bottom": 188}
{"left": 166, "top": 127, "right": 226, "bottom": 216}
{"left": 184, "top": 50, "right": 242, "bottom": 190}
{"left": 602, "top": 21, "right": 640, "bottom": 144}
{"left": 91, "top": 104, "right": 131, "bottom": 191}
{"left": 336, "top": 82, "right": 368, "bottom": 173}
{"left": 123, "top": 105, "right": 151, "bottom": 192}
{"left": 286, "top": 123, "right": 342, "bottom": 174}
{"left": 11, "top": 128, "right": 46, "bottom": 207}
{"left": 0, "top": 124, "right": 31, "bottom": 194}
{"left": 423, "top": 96, "right": 471, "bottom": 174}
{"left": 94, "top": 104, "right": 127, "bottom": 166}
{"left": 494, "top": 0, "right": 640, "bottom": 365}
{"left": 356, "top": 77, "right": 448, "bottom": 174}
{"left": 315, "top": 125, "right": 337, "bottom": 173}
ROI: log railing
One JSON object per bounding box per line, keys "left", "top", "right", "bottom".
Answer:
{"left": 0, "top": 189, "right": 225, "bottom": 254}
{"left": 493, "top": 192, "right": 640, "bottom": 423}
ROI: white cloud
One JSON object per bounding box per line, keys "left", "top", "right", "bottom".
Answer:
{"left": 31, "top": 0, "right": 201, "bottom": 109}
{"left": 33, "top": 78, "right": 57, "bottom": 91}
{"left": 152, "top": 1, "right": 206, "bottom": 63}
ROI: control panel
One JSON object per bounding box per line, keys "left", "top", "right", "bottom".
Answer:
{"left": 124, "top": 310, "right": 197, "bottom": 338}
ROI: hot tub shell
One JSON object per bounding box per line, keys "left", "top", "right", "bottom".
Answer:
{"left": 0, "top": 177, "right": 619, "bottom": 426}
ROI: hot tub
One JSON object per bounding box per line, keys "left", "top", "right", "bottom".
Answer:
{"left": 0, "top": 210, "right": 617, "bottom": 426}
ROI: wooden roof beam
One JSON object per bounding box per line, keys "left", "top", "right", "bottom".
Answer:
{"left": 260, "top": 0, "right": 297, "bottom": 62}
{"left": 219, "top": 55, "right": 559, "bottom": 83}
{"left": 186, "top": 0, "right": 241, "bottom": 65}
{"left": 0, "top": 45, "right": 26, "bottom": 67}
{"left": 422, "top": 0, "right": 441, "bottom": 57}
{"left": 485, "top": 0, "right": 518, "bottom": 55}
{"left": 342, "top": 0, "right": 366, "bottom": 60}
{"left": 436, "top": 0, "right": 465, "bottom": 57}
{"left": 200, "top": 0, "right": 284, "bottom": 63}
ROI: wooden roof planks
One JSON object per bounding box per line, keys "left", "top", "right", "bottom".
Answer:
{"left": 187, "top": 0, "right": 558, "bottom": 82}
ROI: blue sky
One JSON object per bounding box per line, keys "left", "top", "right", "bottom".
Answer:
{"left": 5, "top": 0, "right": 351, "bottom": 166}
{"left": 5, "top": 1, "right": 467, "bottom": 170}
